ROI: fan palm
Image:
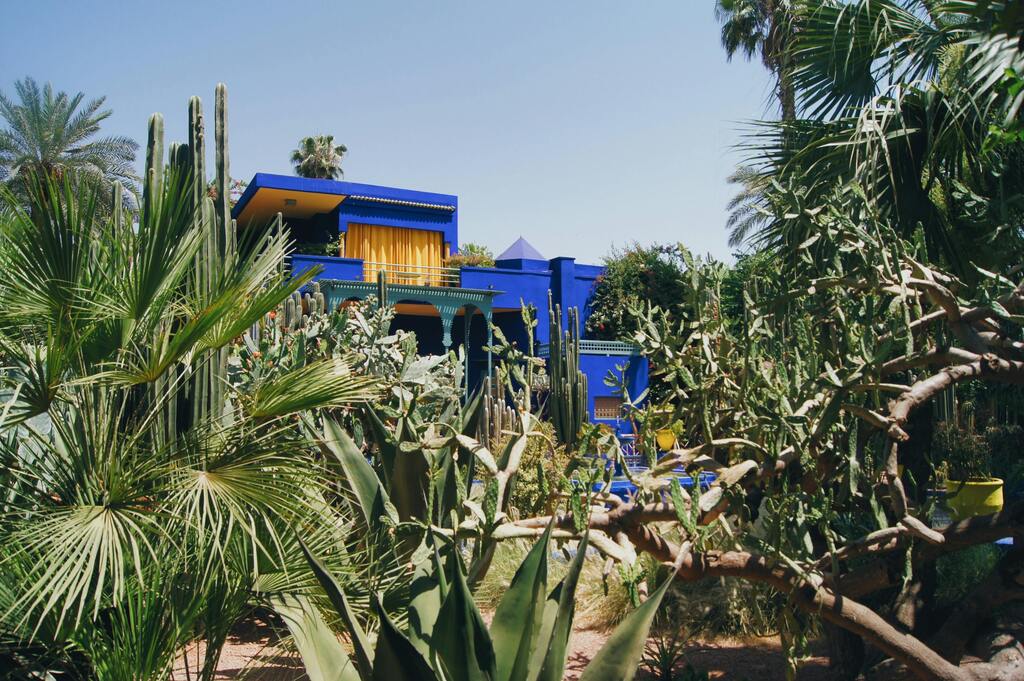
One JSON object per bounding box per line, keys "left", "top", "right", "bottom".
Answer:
{"left": 0, "top": 164, "right": 378, "bottom": 678}
{"left": 291, "top": 135, "right": 348, "bottom": 179}
{"left": 0, "top": 77, "right": 138, "bottom": 198}
{"left": 715, "top": 0, "right": 798, "bottom": 120}
{"left": 730, "top": 0, "right": 1024, "bottom": 273}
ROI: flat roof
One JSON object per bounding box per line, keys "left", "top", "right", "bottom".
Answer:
{"left": 232, "top": 173, "right": 458, "bottom": 225}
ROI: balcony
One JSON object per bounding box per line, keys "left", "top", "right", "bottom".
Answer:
{"left": 291, "top": 254, "right": 466, "bottom": 288}
{"left": 290, "top": 253, "right": 501, "bottom": 355}
{"left": 362, "top": 261, "right": 460, "bottom": 287}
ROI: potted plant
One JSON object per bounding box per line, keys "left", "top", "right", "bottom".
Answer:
{"left": 650, "top": 408, "right": 681, "bottom": 452}
{"left": 934, "top": 421, "right": 1004, "bottom": 520}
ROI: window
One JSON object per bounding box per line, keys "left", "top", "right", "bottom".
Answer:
{"left": 594, "top": 396, "right": 624, "bottom": 420}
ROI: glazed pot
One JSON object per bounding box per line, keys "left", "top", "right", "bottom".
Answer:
{"left": 945, "top": 478, "right": 1004, "bottom": 520}
{"left": 655, "top": 429, "right": 676, "bottom": 452}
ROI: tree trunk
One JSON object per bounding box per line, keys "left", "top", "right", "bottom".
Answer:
{"left": 826, "top": 621, "right": 866, "bottom": 680}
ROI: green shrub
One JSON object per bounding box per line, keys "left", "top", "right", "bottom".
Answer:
{"left": 935, "top": 544, "right": 1000, "bottom": 606}
{"left": 933, "top": 421, "right": 991, "bottom": 481}
{"left": 586, "top": 243, "right": 688, "bottom": 342}
{"left": 986, "top": 424, "right": 1024, "bottom": 485}
{"left": 447, "top": 242, "right": 495, "bottom": 268}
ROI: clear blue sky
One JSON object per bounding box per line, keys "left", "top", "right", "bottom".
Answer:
{"left": 1, "top": 1, "right": 774, "bottom": 263}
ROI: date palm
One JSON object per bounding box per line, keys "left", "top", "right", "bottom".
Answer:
{"left": 291, "top": 134, "right": 348, "bottom": 179}
{"left": 0, "top": 77, "right": 138, "bottom": 196}
{"left": 716, "top": 0, "right": 798, "bottom": 121}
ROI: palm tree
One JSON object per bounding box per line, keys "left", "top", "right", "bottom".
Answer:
{"left": 291, "top": 134, "right": 348, "bottom": 179}
{"left": 0, "top": 84, "right": 380, "bottom": 677}
{"left": 0, "top": 77, "right": 138, "bottom": 196}
{"left": 731, "top": 0, "right": 1024, "bottom": 274}
{"left": 715, "top": 0, "right": 798, "bottom": 121}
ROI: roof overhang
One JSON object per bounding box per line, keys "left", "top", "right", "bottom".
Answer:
{"left": 233, "top": 173, "right": 458, "bottom": 226}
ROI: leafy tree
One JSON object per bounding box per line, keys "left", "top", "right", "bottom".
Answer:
{"left": 715, "top": 0, "right": 798, "bottom": 120}
{"left": 587, "top": 243, "right": 688, "bottom": 342}
{"left": 0, "top": 77, "right": 138, "bottom": 199}
{"left": 291, "top": 134, "right": 348, "bottom": 179}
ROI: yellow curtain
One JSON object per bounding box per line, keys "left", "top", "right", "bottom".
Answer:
{"left": 346, "top": 223, "right": 444, "bottom": 285}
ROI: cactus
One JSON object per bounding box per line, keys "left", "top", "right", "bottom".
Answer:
{"left": 376, "top": 269, "right": 387, "bottom": 308}
{"left": 478, "top": 375, "right": 519, "bottom": 450}
{"left": 547, "top": 291, "right": 587, "bottom": 449}
{"left": 144, "top": 84, "right": 240, "bottom": 435}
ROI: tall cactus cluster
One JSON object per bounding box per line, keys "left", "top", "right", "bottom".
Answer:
{"left": 547, "top": 292, "right": 587, "bottom": 449}
{"left": 478, "top": 375, "right": 519, "bottom": 450}
{"left": 277, "top": 281, "right": 326, "bottom": 331}
{"left": 147, "top": 84, "right": 262, "bottom": 440}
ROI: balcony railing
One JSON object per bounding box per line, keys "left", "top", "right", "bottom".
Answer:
{"left": 537, "top": 340, "right": 642, "bottom": 357}
{"left": 363, "top": 261, "right": 461, "bottom": 287}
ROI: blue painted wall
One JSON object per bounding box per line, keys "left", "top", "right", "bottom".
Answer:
{"left": 292, "top": 254, "right": 363, "bottom": 281}
{"left": 581, "top": 353, "right": 648, "bottom": 436}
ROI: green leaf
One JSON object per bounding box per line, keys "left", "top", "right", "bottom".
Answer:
{"left": 248, "top": 358, "right": 378, "bottom": 419}
{"left": 432, "top": 549, "right": 496, "bottom": 681}
{"left": 268, "top": 593, "right": 360, "bottom": 681}
{"left": 536, "top": 531, "right": 591, "bottom": 681}
{"left": 491, "top": 522, "right": 553, "bottom": 681}
{"left": 372, "top": 595, "right": 440, "bottom": 681}
{"left": 455, "top": 434, "right": 499, "bottom": 475}
{"left": 298, "top": 538, "right": 375, "bottom": 680}
{"left": 323, "top": 418, "right": 399, "bottom": 528}
{"left": 578, "top": 569, "right": 677, "bottom": 681}
{"left": 407, "top": 534, "right": 447, "bottom": 656}
{"left": 570, "top": 488, "right": 586, "bottom": 534}
{"left": 366, "top": 409, "right": 398, "bottom": 486}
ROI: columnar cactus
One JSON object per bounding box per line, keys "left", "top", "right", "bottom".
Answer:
{"left": 547, "top": 291, "right": 587, "bottom": 449}
{"left": 479, "top": 375, "right": 519, "bottom": 449}
{"left": 145, "top": 84, "right": 239, "bottom": 436}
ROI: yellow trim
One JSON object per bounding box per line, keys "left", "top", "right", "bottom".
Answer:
{"left": 236, "top": 188, "right": 346, "bottom": 224}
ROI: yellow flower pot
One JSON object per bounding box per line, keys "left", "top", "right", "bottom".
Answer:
{"left": 655, "top": 429, "right": 676, "bottom": 452}
{"left": 945, "top": 478, "right": 1003, "bottom": 520}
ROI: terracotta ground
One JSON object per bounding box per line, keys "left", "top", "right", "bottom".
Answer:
{"left": 171, "top": 616, "right": 832, "bottom": 681}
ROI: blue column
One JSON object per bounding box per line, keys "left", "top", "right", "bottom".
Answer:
{"left": 550, "top": 257, "right": 576, "bottom": 331}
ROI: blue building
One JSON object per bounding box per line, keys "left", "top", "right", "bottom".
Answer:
{"left": 233, "top": 173, "right": 648, "bottom": 435}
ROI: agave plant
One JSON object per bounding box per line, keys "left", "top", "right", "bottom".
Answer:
{"left": 289, "top": 521, "right": 679, "bottom": 681}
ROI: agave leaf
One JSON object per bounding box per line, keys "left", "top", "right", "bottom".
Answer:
{"left": 371, "top": 595, "right": 440, "bottom": 681}
{"left": 268, "top": 593, "right": 360, "bottom": 681}
{"left": 298, "top": 538, "right": 374, "bottom": 680}
{"left": 578, "top": 568, "right": 677, "bottom": 681}
{"left": 491, "top": 521, "right": 553, "bottom": 681}
{"left": 535, "top": 531, "right": 590, "bottom": 681}
{"left": 433, "top": 548, "right": 496, "bottom": 681}
{"left": 455, "top": 434, "right": 498, "bottom": 475}
{"left": 366, "top": 408, "right": 398, "bottom": 486}
{"left": 497, "top": 430, "right": 529, "bottom": 472}
{"left": 322, "top": 418, "right": 398, "bottom": 527}
{"left": 407, "top": 533, "right": 448, "bottom": 656}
